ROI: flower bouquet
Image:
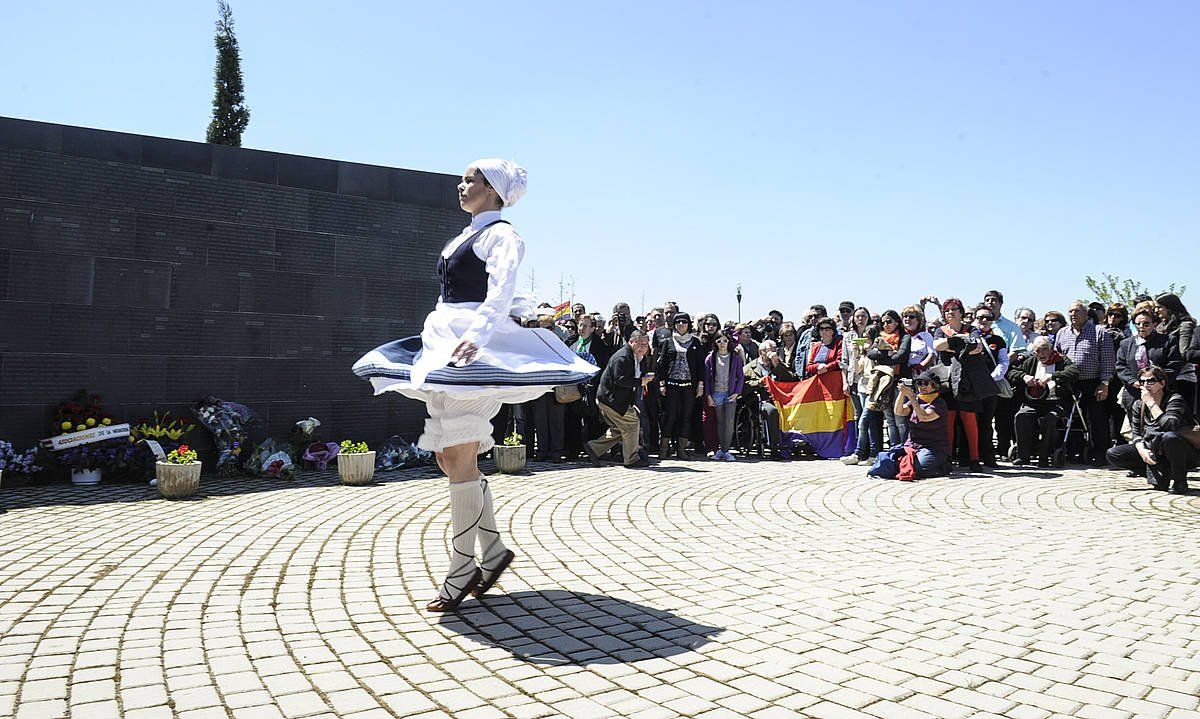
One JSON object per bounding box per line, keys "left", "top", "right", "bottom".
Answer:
{"left": 375, "top": 435, "right": 434, "bottom": 472}
{"left": 337, "top": 440, "right": 375, "bottom": 485}
{"left": 193, "top": 397, "right": 262, "bottom": 477}
{"left": 0, "top": 441, "right": 42, "bottom": 487}
{"left": 156, "top": 444, "right": 201, "bottom": 499}
{"left": 52, "top": 391, "right": 115, "bottom": 436}
{"left": 302, "top": 442, "right": 340, "bottom": 470}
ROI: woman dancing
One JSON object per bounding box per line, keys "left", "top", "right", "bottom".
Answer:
{"left": 353, "top": 159, "right": 597, "bottom": 611}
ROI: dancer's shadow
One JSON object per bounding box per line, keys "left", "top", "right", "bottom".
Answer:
{"left": 438, "top": 590, "right": 723, "bottom": 666}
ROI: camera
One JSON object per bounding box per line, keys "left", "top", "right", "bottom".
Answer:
{"left": 900, "top": 378, "right": 914, "bottom": 387}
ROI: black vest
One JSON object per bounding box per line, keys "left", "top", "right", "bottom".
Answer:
{"left": 437, "top": 220, "right": 507, "bottom": 304}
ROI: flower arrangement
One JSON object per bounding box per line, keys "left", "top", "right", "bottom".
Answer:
{"left": 503, "top": 431, "right": 524, "bottom": 447}
{"left": 339, "top": 440, "right": 370, "bottom": 454}
{"left": 0, "top": 441, "right": 42, "bottom": 476}
{"left": 58, "top": 439, "right": 130, "bottom": 472}
{"left": 164, "top": 445, "right": 199, "bottom": 465}
{"left": 194, "top": 397, "right": 261, "bottom": 477}
{"left": 52, "top": 390, "right": 114, "bottom": 435}
{"left": 131, "top": 411, "right": 195, "bottom": 444}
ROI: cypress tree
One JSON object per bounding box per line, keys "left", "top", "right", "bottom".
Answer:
{"left": 205, "top": 0, "right": 250, "bottom": 146}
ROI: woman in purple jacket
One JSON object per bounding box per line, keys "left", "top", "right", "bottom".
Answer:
{"left": 705, "top": 334, "right": 746, "bottom": 460}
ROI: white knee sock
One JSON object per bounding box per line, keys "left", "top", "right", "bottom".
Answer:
{"left": 440, "top": 480, "right": 483, "bottom": 601}
{"left": 477, "top": 476, "right": 510, "bottom": 570}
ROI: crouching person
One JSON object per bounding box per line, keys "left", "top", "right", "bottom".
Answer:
{"left": 1107, "top": 365, "right": 1198, "bottom": 494}
{"left": 867, "top": 371, "right": 950, "bottom": 480}
{"left": 585, "top": 331, "right": 653, "bottom": 468}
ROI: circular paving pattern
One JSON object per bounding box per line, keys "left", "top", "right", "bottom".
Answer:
{"left": 1, "top": 460, "right": 1199, "bottom": 719}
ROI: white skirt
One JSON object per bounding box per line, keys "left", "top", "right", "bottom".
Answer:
{"left": 353, "top": 306, "right": 600, "bottom": 452}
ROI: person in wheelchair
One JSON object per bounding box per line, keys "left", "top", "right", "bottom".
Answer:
{"left": 745, "top": 339, "right": 789, "bottom": 458}
{"left": 1106, "top": 365, "right": 1198, "bottom": 494}
{"left": 1007, "top": 336, "right": 1080, "bottom": 467}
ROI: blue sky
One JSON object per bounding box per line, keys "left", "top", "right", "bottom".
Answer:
{"left": 6, "top": 1, "right": 1197, "bottom": 323}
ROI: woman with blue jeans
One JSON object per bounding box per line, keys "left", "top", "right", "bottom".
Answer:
{"left": 840, "top": 307, "right": 880, "bottom": 464}
{"left": 704, "top": 333, "right": 745, "bottom": 460}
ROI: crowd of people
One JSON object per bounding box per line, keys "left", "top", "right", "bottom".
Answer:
{"left": 493, "top": 290, "right": 1200, "bottom": 493}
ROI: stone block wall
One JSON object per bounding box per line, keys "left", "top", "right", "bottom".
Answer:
{"left": 0, "top": 116, "right": 464, "bottom": 457}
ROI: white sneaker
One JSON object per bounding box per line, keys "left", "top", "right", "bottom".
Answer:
{"left": 840, "top": 455, "right": 861, "bottom": 465}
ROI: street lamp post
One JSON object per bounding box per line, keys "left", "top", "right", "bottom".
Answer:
{"left": 736, "top": 284, "right": 742, "bottom": 323}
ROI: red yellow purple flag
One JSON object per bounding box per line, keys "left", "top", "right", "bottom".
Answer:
{"left": 765, "top": 374, "right": 857, "bottom": 458}
{"left": 553, "top": 301, "right": 571, "bottom": 320}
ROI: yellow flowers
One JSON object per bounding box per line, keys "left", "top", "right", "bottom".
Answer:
{"left": 61, "top": 421, "right": 73, "bottom": 431}
{"left": 76, "top": 424, "right": 86, "bottom": 432}
{"left": 85, "top": 418, "right": 97, "bottom": 427}
{"left": 101, "top": 418, "right": 112, "bottom": 426}
{"left": 339, "top": 440, "right": 370, "bottom": 454}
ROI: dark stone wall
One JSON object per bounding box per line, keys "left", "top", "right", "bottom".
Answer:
{"left": 0, "top": 116, "right": 465, "bottom": 455}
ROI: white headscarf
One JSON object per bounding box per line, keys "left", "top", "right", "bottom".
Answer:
{"left": 474, "top": 158, "right": 528, "bottom": 208}
{"left": 508, "top": 292, "right": 537, "bottom": 322}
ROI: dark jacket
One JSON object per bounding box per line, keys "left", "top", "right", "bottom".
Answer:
{"left": 1187, "top": 328, "right": 1200, "bottom": 365}
{"left": 656, "top": 336, "right": 706, "bottom": 385}
{"left": 1130, "top": 392, "right": 1194, "bottom": 453}
{"left": 867, "top": 333, "right": 913, "bottom": 378}
{"left": 596, "top": 344, "right": 650, "bottom": 416}
{"left": 1007, "top": 351, "right": 1080, "bottom": 406}
{"left": 941, "top": 331, "right": 999, "bottom": 403}
{"left": 1115, "top": 332, "right": 1181, "bottom": 391}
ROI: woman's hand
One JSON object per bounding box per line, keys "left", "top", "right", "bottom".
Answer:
{"left": 897, "top": 383, "right": 915, "bottom": 400}
{"left": 706, "top": 395, "right": 715, "bottom": 408}
{"left": 1137, "top": 441, "right": 1156, "bottom": 466}
{"left": 695, "top": 384, "right": 705, "bottom": 398}
{"left": 451, "top": 340, "right": 480, "bottom": 365}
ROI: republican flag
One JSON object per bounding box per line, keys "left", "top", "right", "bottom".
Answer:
{"left": 765, "top": 374, "right": 857, "bottom": 459}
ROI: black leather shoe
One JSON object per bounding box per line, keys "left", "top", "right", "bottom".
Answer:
{"left": 624, "top": 457, "right": 651, "bottom": 468}
{"left": 582, "top": 444, "right": 602, "bottom": 467}
{"left": 1170, "top": 484, "right": 1189, "bottom": 495}
{"left": 427, "top": 568, "right": 482, "bottom": 612}
{"left": 472, "top": 550, "right": 515, "bottom": 598}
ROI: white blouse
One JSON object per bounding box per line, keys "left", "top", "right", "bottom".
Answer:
{"left": 437, "top": 209, "right": 525, "bottom": 350}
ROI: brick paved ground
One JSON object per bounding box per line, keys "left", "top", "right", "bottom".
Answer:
{"left": 1, "top": 458, "right": 1199, "bottom": 719}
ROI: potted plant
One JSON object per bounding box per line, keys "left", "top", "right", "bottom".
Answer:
{"left": 493, "top": 432, "right": 526, "bottom": 474}
{"left": 157, "top": 444, "right": 202, "bottom": 499}
{"left": 337, "top": 440, "right": 375, "bottom": 486}
{"left": 0, "top": 441, "right": 42, "bottom": 488}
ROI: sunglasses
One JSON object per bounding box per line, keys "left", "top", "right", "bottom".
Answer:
{"left": 675, "top": 319, "right": 689, "bottom": 324}
{"left": 882, "top": 318, "right": 898, "bottom": 324}
{"left": 916, "top": 381, "right": 936, "bottom": 388}
{"left": 902, "top": 314, "right": 919, "bottom": 320}
{"left": 1138, "top": 377, "right": 1162, "bottom": 385}
{"left": 976, "top": 316, "right": 993, "bottom": 322}
{"left": 715, "top": 337, "right": 729, "bottom": 343}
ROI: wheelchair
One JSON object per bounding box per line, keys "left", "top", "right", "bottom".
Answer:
{"left": 733, "top": 395, "right": 766, "bottom": 459}
{"left": 1007, "top": 389, "right": 1090, "bottom": 467}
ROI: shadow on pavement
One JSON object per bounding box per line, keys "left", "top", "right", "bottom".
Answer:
{"left": 439, "top": 589, "right": 723, "bottom": 666}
